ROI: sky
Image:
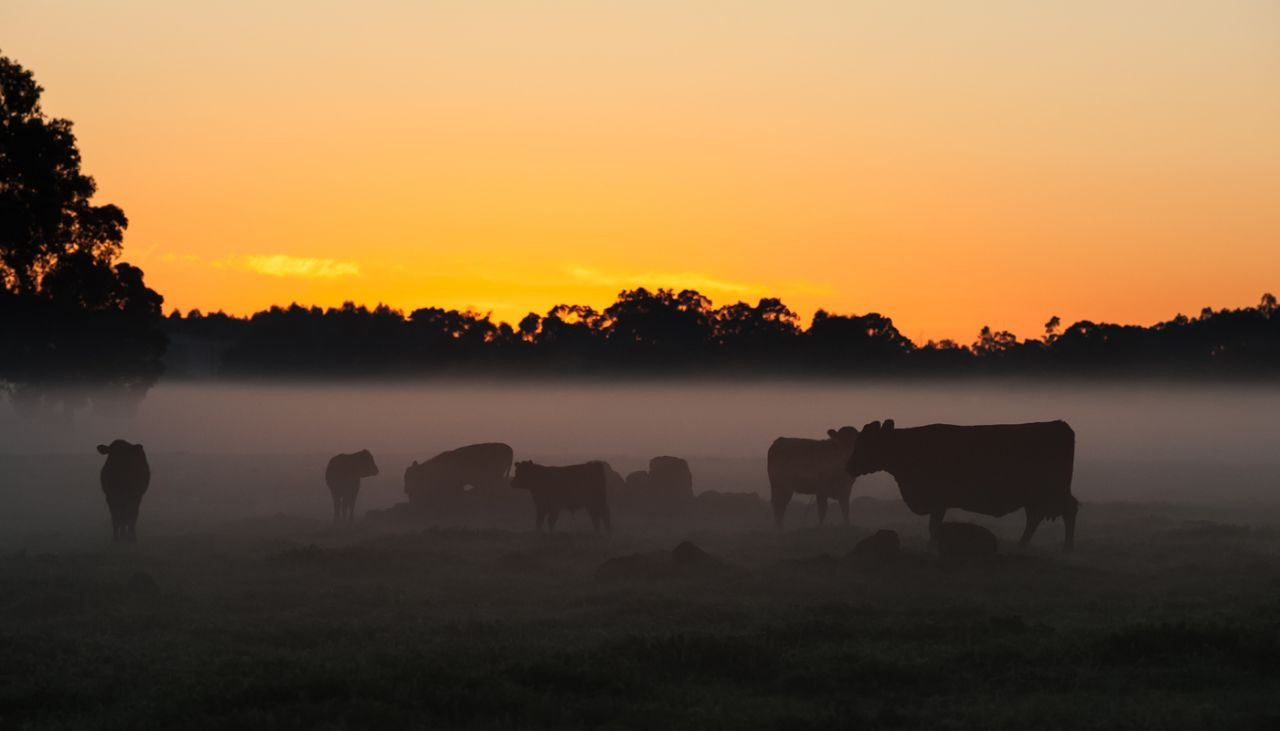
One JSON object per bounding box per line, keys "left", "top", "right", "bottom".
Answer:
{"left": 4, "top": 1, "right": 1278, "bottom": 342}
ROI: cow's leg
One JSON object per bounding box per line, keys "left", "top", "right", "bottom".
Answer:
{"left": 771, "top": 489, "right": 791, "bottom": 530}
{"left": 816, "top": 495, "right": 829, "bottom": 525}
{"left": 332, "top": 493, "right": 341, "bottom": 523}
{"left": 838, "top": 494, "right": 851, "bottom": 526}
{"left": 1063, "top": 499, "right": 1078, "bottom": 553}
{"left": 1018, "top": 508, "right": 1043, "bottom": 549}
{"left": 928, "top": 509, "right": 946, "bottom": 549}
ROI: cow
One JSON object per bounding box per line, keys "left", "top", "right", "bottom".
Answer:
{"left": 648, "top": 456, "right": 693, "bottom": 507}
{"left": 404, "top": 442, "right": 514, "bottom": 507}
{"left": 325, "top": 450, "right": 379, "bottom": 523}
{"left": 767, "top": 426, "right": 861, "bottom": 528}
{"left": 621, "top": 456, "right": 694, "bottom": 516}
{"left": 511, "top": 460, "right": 611, "bottom": 532}
{"left": 845, "top": 420, "right": 1078, "bottom": 551}
{"left": 97, "top": 440, "right": 151, "bottom": 542}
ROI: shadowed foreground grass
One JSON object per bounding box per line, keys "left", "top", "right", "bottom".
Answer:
{"left": 2, "top": 502, "right": 1279, "bottom": 729}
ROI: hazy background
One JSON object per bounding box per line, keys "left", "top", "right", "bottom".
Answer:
{"left": 3, "top": 380, "right": 1278, "bottom": 548}
{"left": 5, "top": 1, "right": 1278, "bottom": 341}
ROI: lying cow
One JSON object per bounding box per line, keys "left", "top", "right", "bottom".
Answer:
{"left": 767, "top": 426, "right": 860, "bottom": 528}
{"left": 845, "top": 420, "right": 1078, "bottom": 551}
{"left": 325, "top": 450, "right": 379, "bottom": 523}
{"left": 97, "top": 440, "right": 151, "bottom": 542}
{"left": 511, "top": 461, "right": 611, "bottom": 532}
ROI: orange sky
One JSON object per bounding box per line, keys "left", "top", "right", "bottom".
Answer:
{"left": 5, "top": 1, "right": 1279, "bottom": 342}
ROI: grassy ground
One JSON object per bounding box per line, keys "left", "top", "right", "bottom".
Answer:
{"left": 2, "top": 501, "right": 1279, "bottom": 729}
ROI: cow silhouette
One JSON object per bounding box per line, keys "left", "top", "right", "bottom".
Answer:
{"left": 767, "top": 427, "right": 860, "bottom": 528}
{"left": 511, "top": 461, "right": 611, "bottom": 532}
{"left": 846, "top": 420, "right": 1078, "bottom": 551}
{"left": 325, "top": 450, "right": 379, "bottom": 523}
{"left": 404, "top": 442, "right": 513, "bottom": 508}
{"left": 620, "top": 456, "right": 694, "bottom": 516}
{"left": 97, "top": 440, "right": 150, "bottom": 542}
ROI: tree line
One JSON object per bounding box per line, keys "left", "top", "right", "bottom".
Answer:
{"left": 2, "top": 49, "right": 1278, "bottom": 415}
{"left": 162, "top": 289, "right": 1280, "bottom": 379}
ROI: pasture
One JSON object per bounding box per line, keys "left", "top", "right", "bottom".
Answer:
{"left": 3, "top": 497, "right": 1279, "bottom": 730}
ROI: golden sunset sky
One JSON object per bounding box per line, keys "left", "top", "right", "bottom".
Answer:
{"left": 6, "top": 1, "right": 1278, "bottom": 342}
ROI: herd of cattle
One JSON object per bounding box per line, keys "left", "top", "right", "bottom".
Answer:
{"left": 95, "top": 419, "right": 1079, "bottom": 551}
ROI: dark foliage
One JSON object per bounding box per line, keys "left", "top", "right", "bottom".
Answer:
{"left": 0, "top": 53, "right": 166, "bottom": 412}
{"left": 162, "top": 289, "right": 1280, "bottom": 379}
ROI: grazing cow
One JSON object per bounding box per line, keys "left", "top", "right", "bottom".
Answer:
{"left": 325, "top": 450, "right": 379, "bottom": 523}
{"left": 845, "top": 420, "right": 1078, "bottom": 551}
{"left": 767, "top": 426, "right": 861, "bottom": 528}
{"left": 404, "top": 443, "right": 513, "bottom": 506}
{"left": 511, "top": 461, "right": 611, "bottom": 532}
{"left": 97, "top": 440, "right": 150, "bottom": 542}
{"left": 621, "top": 456, "right": 694, "bottom": 516}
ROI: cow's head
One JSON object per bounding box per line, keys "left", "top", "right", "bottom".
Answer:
{"left": 511, "top": 460, "right": 535, "bottom": 490}
{"left": 826, "top": 426, "right": 860, "bottom": 448}
{"left": 845, "top": 420, "right": 894, "bottom": 477}
{"left": 97, "top": 440, "right": 145, "bottom": 461}
{"left": 352, "top": 449, "right": 379, "bottom": 478}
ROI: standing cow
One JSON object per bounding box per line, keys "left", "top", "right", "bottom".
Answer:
{"left": 97, "top": 440, "right": 151, "bottom": 542}
{"left": 767, "top": 426, "right": 860, "bottom": 528}
{"left": 511, "top": 461, "right": 611, "bottom": 532}
{"left": 325, "top": 450, "right": 379, "bottom": 523}
{"left": 845, "top": 420, "right": 1078, "bottom": 551}
{"left": 404, "top": 442, "right": 513, "bottom": 507}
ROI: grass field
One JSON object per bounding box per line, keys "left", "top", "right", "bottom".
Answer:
{"left": 3, "top": 498, "right": 1279, "bottom": 730}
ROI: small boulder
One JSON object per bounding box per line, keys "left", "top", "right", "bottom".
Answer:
{"left": 126, "top": 571, "right": 159, "bottom": 595}
{"left": 671, "top": 541, "right": 713, "bottom": 565}
{"left": 936, "top": 522, "right": 997, "bottom": 559}
{"left": 849, "top": 529, "right": 901, "bottom": 562}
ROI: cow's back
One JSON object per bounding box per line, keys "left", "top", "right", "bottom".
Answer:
{"left": 101, "top": 453, "right": 150, "bottom": 499}
{"left": 893, "top": 421, "right": 1074, "bottom": 516}
{"left": 325, "top": 454, "right": 356, "bottom": 489}
{"left": 526, "top": 463, "right": 607, "bottom": 511}
{"left": 429, "top": 443, "right": 513, "bottom": 475}
{"left": 768, "top": 437, "right": 851, "bottom": 492}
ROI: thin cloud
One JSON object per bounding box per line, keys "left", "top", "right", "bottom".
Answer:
{"left": 565, "top": 266, "right": 760, "bottom": 295}
{"left": 237, "top": 255, "right": 360, "bottom": 279}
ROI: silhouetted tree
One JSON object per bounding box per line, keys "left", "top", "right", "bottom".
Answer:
{"left": 603, "top": 288, "right": 714, "bottom": 368}
{"left": 713, "top": 298, "right": 801, "bottom": 366}
{"left": 0, "top": 53, "right": 166, "bottom": 412}
{"left": 159, "top": 289, "right": 1280, "bottom": 379}
{"left": 805, "top": 310, "right": 913, "bottom": 372}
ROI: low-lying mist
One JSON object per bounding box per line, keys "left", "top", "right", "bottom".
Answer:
{"left": 2, "top": 379, "right": 1279, "bottom": 546}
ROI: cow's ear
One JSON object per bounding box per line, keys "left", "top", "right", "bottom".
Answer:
{"left": 411, "top": 460, "right": 418, "bottom": 467}
{"left": 827, "top": 429, "right": 839, "bottom": 439}
{"left": 883, "top": 419, "right": 895, "bottom": 432}
{"left": 96, "top": 444, "right": 110, "bottom": 455}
